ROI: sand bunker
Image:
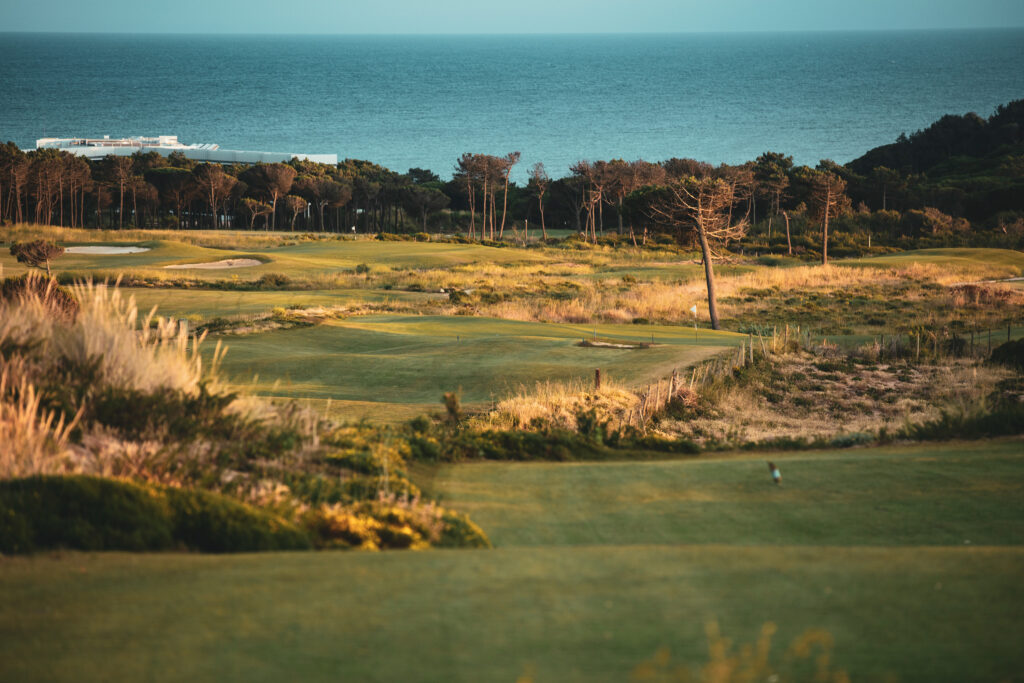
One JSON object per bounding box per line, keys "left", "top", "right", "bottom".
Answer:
{"left": 164, "top": 258, "right": 262, "bottom": 270}
{"left": 65, "top": 246, "right": 150, "bottom": 255}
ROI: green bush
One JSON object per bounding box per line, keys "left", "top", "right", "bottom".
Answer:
{"left": 990, "top": 338, "right": 1024, "bottom": 371}
{"left": 90, "top": 385, "right": 238, "bottom": 440}
{"left": 0, "top": 475, "right": 174, "bottom": 554}
{"left": 902, "top": 403, "right": 1024, "bottom": 441}
{"left": 0, "top": 476, "right": 311, "bottom": 554}
{"left": 164, "top": 487, "right": 311, "bottom": 552}
{"left": 437, "top": 510, "right": 491, "bottom": 548}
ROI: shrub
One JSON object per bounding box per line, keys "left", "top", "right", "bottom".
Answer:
{"left": 89, "top": 385, "right": 239, "bottom": 440}
{"left": 0, "top": 475, "right": 174, "bottom": 553}
{"left": 0, "top": 475, "right": 311, "bottom": 554}
{"left": 902, "top": 403, "right": 1024, "bottom": 441}
{"left": 990, "top": 338, "right": 1024, "bottom": 371}
{"left": 164, "top": 487, "right": 311, "bottom": 552}
{"left": 413, "top": 232, "right": 431, "bottom": 242}
{"left": 256, "top": 273, "right": 291, "bottom": 289}
{"left": 355, "top": 263, "right": 371, "bottom": 274}
{"left": 437, "top": 509, "right": 491, "bottom": 548}
{"left": 0, "top": 273, "right": 79, "bottom": 321}
{"left": 9, "top": 240, "right": 64, "bottom": 275}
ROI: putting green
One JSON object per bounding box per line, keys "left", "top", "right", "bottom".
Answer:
{"left": 214, "top": 315, "right": 741, "bottom": 417}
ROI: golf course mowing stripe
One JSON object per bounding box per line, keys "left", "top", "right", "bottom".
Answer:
{"left": 2, "top": 545, "right": 1022, "bottom": 682}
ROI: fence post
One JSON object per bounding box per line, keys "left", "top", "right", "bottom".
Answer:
{"left": 595, "top": 368, "right": 601, "bottom": 390}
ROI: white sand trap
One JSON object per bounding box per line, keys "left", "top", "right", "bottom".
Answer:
{"left": 65, "top": 246, "right": 150, "bottom": 255}
{"left": 164, "top": 258, "right": 262, "bottom": 270}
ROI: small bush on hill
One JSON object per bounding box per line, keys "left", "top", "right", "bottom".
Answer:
{"left": 990, "top": 338, "right": 1024, "bottom": 371}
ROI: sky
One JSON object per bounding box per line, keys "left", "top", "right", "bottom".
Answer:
{"left": 1, "top": 0, "right": 1023, "bottom": 34}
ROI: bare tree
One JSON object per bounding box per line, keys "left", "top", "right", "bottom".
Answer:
{"left": 808, "top": 170, "right": 848, "bottom": 265}
{"left": 283, "top": 195, "right": 307, "bottom": 231}
{"left": 528, "top": 162, "right": 550, "bottom": 240}
{"left": 240, "top": 197, "right": 274, "bottom": 230}
{"left": 104, "top": 156, "right": 135, "bottom": 229}
{"left": 647, "top": 177, "right": 748, "bottom": 330}
{"left": 455, "top": 153, "right": 484, "bottom": 238}
{"left": 497, "top": 151, "right": 520, "bottom": 238}
{"left": 193, "top": 164, "right": 238, "bottom": 229}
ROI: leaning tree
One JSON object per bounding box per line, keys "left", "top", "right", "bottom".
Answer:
{"left": 10, "top": 239, "right": 64, "bottom": 276}
{"left": 645, "top": 176, "right": 748, "bottom": 330}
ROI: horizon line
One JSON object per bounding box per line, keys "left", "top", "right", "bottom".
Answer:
{"left": 2, "top": 26, "right": 1023, "bottom": 37}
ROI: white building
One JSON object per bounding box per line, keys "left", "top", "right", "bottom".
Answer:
{"left": 35, "top": 135, "right": 338, "bottom": 165}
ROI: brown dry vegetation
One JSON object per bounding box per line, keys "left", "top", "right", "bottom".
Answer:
{"left": 654, "top": 350, "right": 1013, "bottom": 446}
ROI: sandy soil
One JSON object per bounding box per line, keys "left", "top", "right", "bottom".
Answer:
{"left": 65, "top": 246, "right": 150, "bottom": 255}
{"left": 164, "top": 259, "right": 262, "bottom": 270}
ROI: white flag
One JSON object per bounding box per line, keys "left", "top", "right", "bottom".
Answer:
{"left": 689, "top": 305, "right": 698, "bottom": 315}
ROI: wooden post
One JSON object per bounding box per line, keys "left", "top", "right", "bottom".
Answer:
{"left": 757, "top": 330, "right": 769, "bottom": 357}
{"left": 669, "top": 369, "right": 677, "bottom": 396}
{"left": 916, "top": 332, "right": 920, "bottom": 362}
{"left": 749, "top": 335, "right": 754, "bottom": 364}
{"left": 595, "top": 368, "right": 601, "bottom": 390}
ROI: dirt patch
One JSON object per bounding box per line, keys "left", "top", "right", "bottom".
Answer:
{"left": 65, "top": 246, "right": 150, "bottom": 255}
{"left": 164, "top": 258, "right": 262, "bottom": 270}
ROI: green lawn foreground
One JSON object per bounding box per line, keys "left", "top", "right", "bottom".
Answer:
{"left": 1, "top": 440, "right": 1022, "bottom": 682}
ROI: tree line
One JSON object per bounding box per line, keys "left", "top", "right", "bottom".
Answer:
{"left": 2, "top": 99, "right": 1022, "bottom": 243}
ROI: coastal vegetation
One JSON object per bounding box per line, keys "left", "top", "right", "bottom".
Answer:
{"left": 1, "top": 100, "right": 1022, "bottom": 253}
{"left": 1, "top": 100, "right": 1022, "bottom": 682}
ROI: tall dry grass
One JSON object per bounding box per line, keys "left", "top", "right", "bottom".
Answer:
{"left": 481, "top": 262, "right": 1021, "bottom": 325}
{"left": 473, "top": 377, "right": 642, "bottom": 432}
{"left": 0, "top": 279, "right": 227, "bottom": 479}
{"left": 0, "top": 368, "right": 80, "bottom": 477}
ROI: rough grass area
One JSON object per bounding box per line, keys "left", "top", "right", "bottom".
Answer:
{"left": 657, "top": 352, "right": 1014, "bottom": 446}
{"left": 214, "top": 315, "right": 741, "bottom": 416}
{"left": 2, "top": 441, "right": 1022, "bottom": 682}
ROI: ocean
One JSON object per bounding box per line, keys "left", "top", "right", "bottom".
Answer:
{"left": 1, "top": 30, "right": 1023, "bottom": 181}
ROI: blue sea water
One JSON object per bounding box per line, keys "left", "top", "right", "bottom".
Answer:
{"left": 1, "top": 31, "right": 1023, "bottom": 181}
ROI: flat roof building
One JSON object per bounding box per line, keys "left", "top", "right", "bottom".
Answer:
{"left": 36, "top": 135, "right": 338, "bottom": 165}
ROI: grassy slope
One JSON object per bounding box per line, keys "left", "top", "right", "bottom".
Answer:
{"left": 126, "top": 287, "right": 443, "bottom": 320}
{"left": 845, "top": 247, "right": 1024, "bottom": 275}
{"left": 214, "top": 315, "right": 740, "bottom": 419}
{"left": 1, "top": 441, "right": 1022, "bottom": 682}
{"left": 0, "top": 238, "right": 550, "bottom": 281}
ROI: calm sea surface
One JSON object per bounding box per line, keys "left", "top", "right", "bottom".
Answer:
{"left": 1, "top": 31, "right": 1023, "bottom": 180}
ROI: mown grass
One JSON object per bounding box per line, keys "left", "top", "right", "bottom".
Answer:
{"left": 125, "top": 287, "right": 443, "bottom": 320}
{"left": 426, "top": 439, "right": 1024, "bottom": 547}
{"left": 2, "top": 440, "right": 1022, "bottom": 682}
{"left": 847, "top": 247, "right": 1024, "bottom": 274}
{"left": 214, "top": 315, "right": 741, "bottom": 414}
